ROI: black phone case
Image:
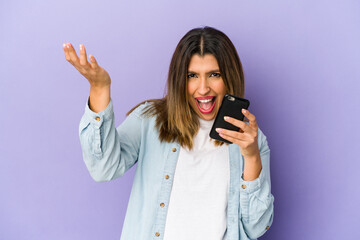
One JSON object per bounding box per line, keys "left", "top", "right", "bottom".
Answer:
{"left": 209, "top": 94, "right": 250, "bottom": 144}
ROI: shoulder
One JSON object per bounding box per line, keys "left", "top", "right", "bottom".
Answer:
{"left": 128, "top": 101, "right": 153, "bottom": 120}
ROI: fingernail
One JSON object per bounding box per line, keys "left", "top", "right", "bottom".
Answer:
{"left": 62, "top": 43, "right": 65, "bottom": 48}
{"left": 80, "top": 44, "right": 83, "bottom": 51}
{"left": 216, "top": 128, "right": 221, "bottom": 133}
{"left": 224, "top": 116, "right": 229, "bottom": 121}
{"left": 66, "top": 43, "right": 70, "bottom": 49}
{"left": 242, "top": 109, "right": 247, "bottom": 114}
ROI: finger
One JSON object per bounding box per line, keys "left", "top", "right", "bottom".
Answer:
{"left": 67, "top": 43, "right": 80, "bottom": 65}
{"left": 88, "top": 54, "right": 99, "bottom": 70}
{"left": 216, "top": 128, "right": 248, "bottom": 141}
{"left": 217, "top": 130, "right": 245, "bottom": 146}
{"left": 224, "top": 116, "right": 251, "bottom": 133}
{"left": 63, "top": 43, "right": 70, "bottom": 61}
{"left": 242, "top": 109, "right": 258, "bottom": 129}
{"left": 79, "top": 44, "right": 89, "bottom": 67}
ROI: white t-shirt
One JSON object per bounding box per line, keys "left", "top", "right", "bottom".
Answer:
{"left": 163, "top": 117, "right": 230, "bottom": 240}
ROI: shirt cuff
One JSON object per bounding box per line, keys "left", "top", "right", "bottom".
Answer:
{"left": 239, "top": 168, "right": 264, "bottom": 194}
{"left": 84, "top": 96, "right": 114, "bottom": 129}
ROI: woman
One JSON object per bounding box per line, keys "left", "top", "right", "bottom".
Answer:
{"left": 63, "top": 26, "right": 274, "bottom": 240}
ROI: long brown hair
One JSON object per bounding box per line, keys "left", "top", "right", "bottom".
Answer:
{"left": 127, "top": 26, "right": 245, "bottom": 150}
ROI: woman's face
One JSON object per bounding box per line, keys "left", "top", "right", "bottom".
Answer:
{"left": 187, "top": 54, "right": 226, "bottom": 121}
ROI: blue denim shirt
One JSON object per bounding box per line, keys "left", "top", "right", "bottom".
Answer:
{"left": 79, "top": 97, "right": 274, "bottom": 240}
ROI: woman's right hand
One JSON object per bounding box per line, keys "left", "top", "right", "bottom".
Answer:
{"left": 63, "top": 42, "right": 111, "bottom": 113}
{"left": 63, "top": 42, "right": 111, "bottom": 88}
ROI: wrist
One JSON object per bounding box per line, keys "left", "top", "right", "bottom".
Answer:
{"left": 242, "top": 152, "right": 262, "bottom": 181}
{"left": 90, "top": 84, "right": 110, "bottom": 93}
{"left": 243, "top": 152, "right": 261, "bottom": 163}
{"left": 89, "top": 85, "right": 111, "bottom": 113}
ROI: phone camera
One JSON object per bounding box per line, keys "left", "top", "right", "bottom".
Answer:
{"left": 228, "top": 96, "right": 235, "bottom": 101}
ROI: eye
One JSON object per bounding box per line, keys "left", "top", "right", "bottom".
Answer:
{"left": 187, "top": 73, "right": 196, "bottom": 78}
{"left": 210, "top": 72, "right": 221, "bottom": 77}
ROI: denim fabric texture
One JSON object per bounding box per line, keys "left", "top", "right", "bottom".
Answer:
{"left": 79, "top": 97, "right": 274, "bottom": 240}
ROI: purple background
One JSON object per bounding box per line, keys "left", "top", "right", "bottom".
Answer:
{"left": 1, "top": 0, "right": 359, "bottom": 239}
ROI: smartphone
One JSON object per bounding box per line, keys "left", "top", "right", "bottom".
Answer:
{"left": 209, "top": 94, "right": 250, "bottom": 144}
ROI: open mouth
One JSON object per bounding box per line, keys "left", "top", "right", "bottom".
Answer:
{"left": 195, "top": 96, "right": 216, "bottom": 114}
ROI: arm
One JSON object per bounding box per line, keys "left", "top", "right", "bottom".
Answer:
{"left": 216, "top": 118, "right": 274, "bottom": 238}
{"left": 79, "top": 96, "right": 144, "bottom": 182}
{"left": 239, "top": 128, "right": 274, "bottom": 239}
{"left": 63, "top": 43, "right": 142, "bottom": 182}
{"left": 216, "top": 109, "right": 274, "bottom": 238}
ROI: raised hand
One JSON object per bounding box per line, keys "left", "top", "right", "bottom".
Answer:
{"left": 63, "top": 42, "right": 111, "bottom": 113}
{"left": 63, "top": 43, "right": 111, "bottom": 88}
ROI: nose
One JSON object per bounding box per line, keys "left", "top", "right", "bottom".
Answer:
{"left": 197, "top": 77, "right": 210, "bottom": 95}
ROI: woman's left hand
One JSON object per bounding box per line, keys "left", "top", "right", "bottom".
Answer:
{"left": 215, "top": 109, "right": 259, "bottom": 158}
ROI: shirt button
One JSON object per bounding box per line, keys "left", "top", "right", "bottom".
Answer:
{"left": 95, "top": 117, "right": 100, "bottom": 121}
{"left": 266, "top": 226, "right": 270, "bottom": 230}
{"left": 165, "top": 175, "right": 170, "bottom": 179}
{"left": 155, "top": 232, "right": 160, "bottom": 237}
{"left": 241, "top": 184, "right": 247, "bottom": 189}
{"left": 160, "top": 203, "right": 165, "bottom": 207}
{"left": 172, "top": 148, "right": 177, "bottom": 152}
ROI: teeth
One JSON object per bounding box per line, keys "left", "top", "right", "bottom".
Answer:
{"left": 197, "top": 98, "right": 213, "bottom": 103}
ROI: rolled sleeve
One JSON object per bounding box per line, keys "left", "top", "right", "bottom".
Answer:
{"left": 239, "top": 127, "right": 274, "bottom": 239}
{"left": 83, "top": 96, "right": 113, "bottom": 129}
{"left": 78, "top": 97, "right": 147, "bottom": 182}
{"left": 240, "top": 168, "right": 264, "bottom": 194}
{"left": 79, "top": 97, "right": 114, "bottom": 157}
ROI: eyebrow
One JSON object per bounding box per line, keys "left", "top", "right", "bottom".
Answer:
{"left": 187, "top": 69, "right": 220, "bottom": 74}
